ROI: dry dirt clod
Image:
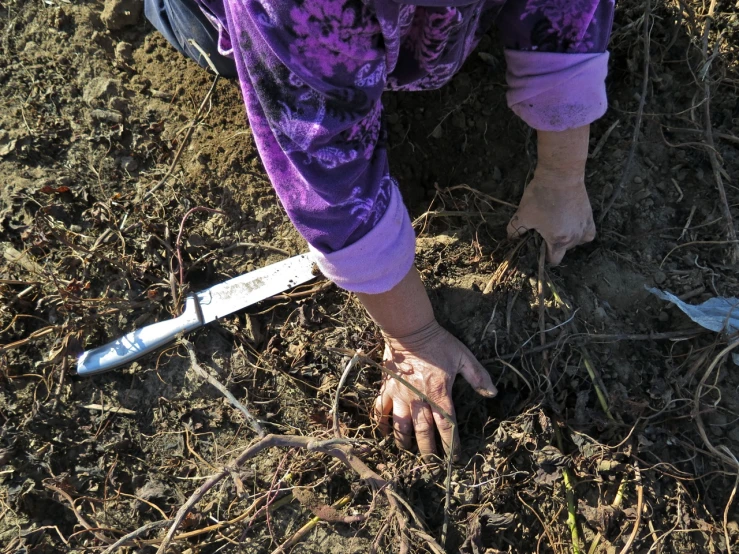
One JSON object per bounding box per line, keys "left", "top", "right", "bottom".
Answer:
{"left": 83, "top": 77, "right": 121, "bottom": 107}
{"left": 115, "top": 41, "right": 134, "bottom": 63}
{"left": 102, "top": 0, "right": 143, "bottom": 31}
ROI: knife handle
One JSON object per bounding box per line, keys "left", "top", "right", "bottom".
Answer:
{"left": 77, "top": 296, "right": 204, "bottom": 376}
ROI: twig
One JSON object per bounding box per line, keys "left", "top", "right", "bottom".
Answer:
{"left": 484, "top": 239, "right": 526, "bottom": 294}
{"left": 698, "top": 0, "right": 739, "bottom": 262}
{"left": 517, "top": 492, "right": 559, "bottom": 554}
{"left": 563, "top": 467, "right": 581, "bottom": 554}
{"left": 720, "top": 447, "right": 739, "bottom": 554}
{"left": 412, "top": 210, "right": 497, "bottom": 227}
{"left": 660, "top": 240, "right": 739, "bottom": 268}
{"left": 538, "top": 241, "right": 549, "bottom": 374}
{"left": 438, "top": 183, "right": 518, "bottom": 209}
{"left": 590, "top": 475, "right": 630, "bottom": 554}
{"left": 492, "top": 358, "right": 534, "bottom": 393}
{"left": 142, "top": 74, "right": 219, "bottom": 201}
{"left": 43, "top": 480, "right": 116, "bottom": 545}
{"left": 154, "top": 434, "right": 394, "bottom": 554}
{"left": 0, "top": 325, "right": 60, "bottom": 353}
{"left": 581, "top": 351, "right": 615, "bottom": 421}
{"left": 103, "top": 492, "right": 295, "bottom": 551}
{"left": 222, "top": 241, "right": 292, "bottom": 257}
{"left": 491, "top": 329, "right": 702, "bottom": 361}
{"left": 554, "top": 426, "right": 583, "bottom": 554}
{"left": 545, "top": 278, "right": 615, "bottom": 421}
{"left": 693, "top": 341, "right": 739, "bottom": 470}
{"left": 101, "top": 520, "right": 170, "bottom": 553}
{"left": 442, "top": 430, "right": 456, "bottom": 548}
{"left": 181, "top": 338, "right": 265, "bottom": 437}
{"left": 175, "top": 207, "right": 227, "bottom": 287}
{"left": 187, "top": 39, "right": 221, "bottom": 75}
{"left": 333, "top": 352, "right": 362, "bottom": 438}
{"left": 270, "top": 496, "right": 351, "bottom": 554}
{"left": 618, "top": 463, "right": 644, "bottom": 554}
{"left": 600, "top": 0, "right": 651, "bottom": 222}
{"left": 411, "top": 529, "right": 448, "bottom": 554}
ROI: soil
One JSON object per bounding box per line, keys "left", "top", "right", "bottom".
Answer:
{"left": 2, "top": 1, "right": 739, "bottom": 553}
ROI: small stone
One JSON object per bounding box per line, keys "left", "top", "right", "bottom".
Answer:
{"left": 108, "top": 97, "right": 128, "bottom": 113}
{"left": 634, "top": 176, "right": 643, "bottom": 184}
{"left": 101, "top": 0, "right": 143, "bottom": 30}
{"left": 451, "top": 111, "right": 466, "bottom": 129}
{"left": 594, "top": 306, "right": 607, "bottom": 320}
{"left": 52, "top": 7, "right": 69, "bottom": 29}
{"left": 658, "top": 311, "right": 669, "bottom": 322}
{"left": 91, "top": 109, "right": 123, "bottom": 123}
{"left": 430, "top": 125, "right": 443, "bottom": 139}
{"left": 115, "top": 42, "right": 134, "bottom": 63}
{"left": 120, "top": 156, "right": 138, "bottom": 172}
{"left": 634, "top": 189, "right": 651, "bottom": 202}
{"left": 653, "top": 271, "right": 667, "bottom": 284}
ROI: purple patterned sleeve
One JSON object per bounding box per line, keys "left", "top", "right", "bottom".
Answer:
{"left": 496, "top": 0, "right": 615, "bottom": 131}
{"left": 218, "top": 1, "right": 415, "bottom": 293}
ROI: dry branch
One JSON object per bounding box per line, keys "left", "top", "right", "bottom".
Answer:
{"left": 618, "top": 463, "right": 644, "bottom": 554}
{"left": 333, "top": 351, "right": 362, "bottom": 438}
{"left": 181, "top": 337, "right": 265, "bottom": 437}
{"left": 152, "top": 433, "right": 430, "bottom": 554}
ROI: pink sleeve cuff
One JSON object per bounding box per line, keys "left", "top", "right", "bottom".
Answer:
{"left": 309, "top": 184, "right": 415, "bottom": 294}
{"left": 505, "top": 50, "right": 609, "bottom": 132}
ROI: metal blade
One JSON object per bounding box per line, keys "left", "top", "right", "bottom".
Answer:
{"left": 195, "top": 254, "right": 316, "bottom": 323}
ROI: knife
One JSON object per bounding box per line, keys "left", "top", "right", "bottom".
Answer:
{"left": 77, "top": 253, "right": 316, "bottom": 376}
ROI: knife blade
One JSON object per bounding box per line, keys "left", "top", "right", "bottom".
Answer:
{"left": 77, "top": 253, "right": 316, "bottom": 376}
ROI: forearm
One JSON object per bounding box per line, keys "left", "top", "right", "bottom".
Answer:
{"left": 356, "top": 265, "right": 435, "bottom": 338}
{"left": 536, "top": 124, "right": 590, "bottom": 185}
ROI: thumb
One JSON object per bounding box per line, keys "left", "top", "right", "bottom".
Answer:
{"left": 582, "top": 219, "right": 597, "bottom": 244}
{"left": 459, "top": 354, "right": 498, "bottom": 398}
{"left": 546, "top": 240, "right": 568, "bottom": 266}
{"left": 507, "top": 212, "right": 530, "bottom": 240}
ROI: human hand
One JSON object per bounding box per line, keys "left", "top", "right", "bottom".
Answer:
{"left": 372, "top": 321, "right": 497, "bottom": 460}
{"left": 506, "top": 169, "right": 596, "bottom": 265}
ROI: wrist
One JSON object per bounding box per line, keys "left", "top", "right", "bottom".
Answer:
{"left": 383, "top": 320, "right": 443, "bottom": 350}
{"left": 533, "top": 165, "right": 586, "bottom": 190}
{"left": 357, "top": 265, "right": 436, "bottom": 338}
{"left": 536, "top": 124, "right": 589, "bottom": 182}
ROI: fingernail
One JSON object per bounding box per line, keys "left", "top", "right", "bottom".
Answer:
{"left": 476, "top": 387, "right": 497, "bottom": 398}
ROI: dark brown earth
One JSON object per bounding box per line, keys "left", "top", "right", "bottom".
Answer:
{"left": 2, "top": 1, "right": 739, "bottom": 553}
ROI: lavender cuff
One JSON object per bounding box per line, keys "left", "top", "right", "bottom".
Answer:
{"left": 505, "top": 50, "right": 609, "bottom": 132}
{"left": 310, "top": 184, "right": 415, "bottom": 294}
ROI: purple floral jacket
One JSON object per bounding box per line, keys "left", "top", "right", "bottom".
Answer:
{"left": 196, "top": 0, "right": 614, "bottom": 292}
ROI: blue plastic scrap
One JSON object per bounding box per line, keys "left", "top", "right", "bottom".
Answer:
{"left": 648, "top": 287, "right": 739, "bottom": 364}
